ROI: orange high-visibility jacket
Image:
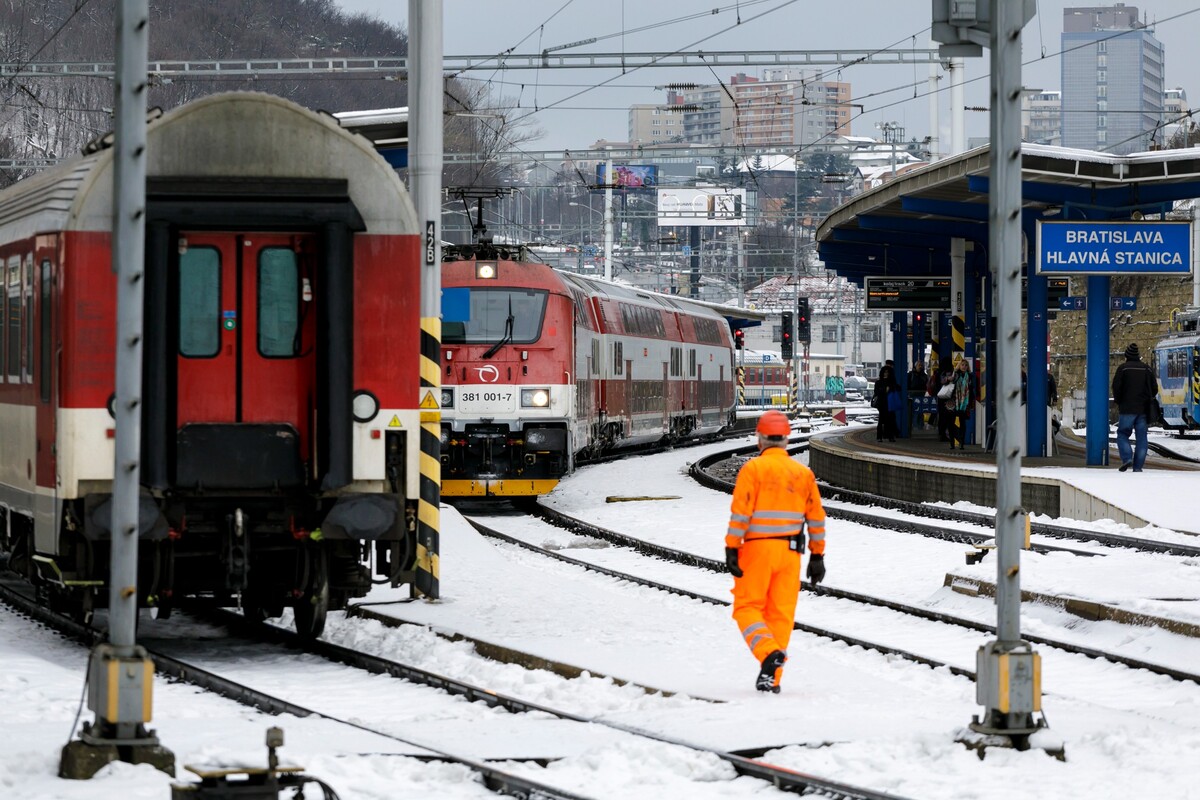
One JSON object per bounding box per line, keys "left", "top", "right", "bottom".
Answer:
{"left": 725, "top": 447, "right": 825, "bottom": 554}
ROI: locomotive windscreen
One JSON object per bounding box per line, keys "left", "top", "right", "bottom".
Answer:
{"left": 443, "top": 289, "right": 547, "bottom": 344}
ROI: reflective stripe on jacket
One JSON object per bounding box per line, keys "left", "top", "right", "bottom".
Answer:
{"left": 726, "top": 446, "right": 826, "bottom": 554}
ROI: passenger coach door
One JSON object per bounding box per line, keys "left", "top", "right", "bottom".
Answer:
{"left": 174, "top": 232, "right": 316, "bottom": 488}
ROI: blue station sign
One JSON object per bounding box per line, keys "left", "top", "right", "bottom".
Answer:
{"left": 1037, "top": 221, "right": 1192, "bottom": 275}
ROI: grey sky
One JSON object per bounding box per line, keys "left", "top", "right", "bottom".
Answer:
{"left": 334, "top": 2, "right": 1200, "bottom": 151}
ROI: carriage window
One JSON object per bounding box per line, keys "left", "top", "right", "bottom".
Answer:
{"left": 39, "top": 259, "right": 51, "bottom": 402}
{"left": 6, "top": 256, "right": 19, "bottom": 381}
{"left": 258, "top": 248, "right": 300, "bottom": 358}
{"left": 442, "top": 289, "right": 547, "bottom": 344}
{"left": 22, "top": 254, "right": 32, "bottom": 383}
{"left": 179, "top": 247, "right": 220, "bottom": 357}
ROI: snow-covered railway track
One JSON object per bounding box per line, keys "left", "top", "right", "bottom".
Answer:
{"left": 694, "top": 443, "right": 1200, "bottom": 559}
{"left": 0, "top": 577, "right": 594, "bottom": 800}
{"left": 516, "top": 506, "right": 1200, "bottom": 688}
{"left": 0, "top": 573, "right": 910, "bottom": 800}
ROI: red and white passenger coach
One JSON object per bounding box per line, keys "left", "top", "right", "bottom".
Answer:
{"left": 440, "top": 244, "right": 738, "bottom": 497}
{"left": 0, "top": 93, "right": 424, "bottom": 636}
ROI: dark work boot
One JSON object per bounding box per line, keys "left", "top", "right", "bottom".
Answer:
{"left": 755, "top": 650, "right": 787, "bottom": 693}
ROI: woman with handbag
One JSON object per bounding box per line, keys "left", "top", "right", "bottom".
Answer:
{"left": 948, "top": 358, "right": 975, "bottom": 450}
{"left": 873, "top": 365, "right": 900, "bottom": 442}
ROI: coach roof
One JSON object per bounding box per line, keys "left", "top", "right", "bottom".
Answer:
{"left": 0, "top": 92, "right": 418, "bottom": 242}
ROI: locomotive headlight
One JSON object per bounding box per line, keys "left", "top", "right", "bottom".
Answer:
{"left": 440, "top": 426, "right": 450, "bottom": 447}
{"left": 521, "top": 388, "right": 550, "bottom": 408}
{"left": 441, "top": 387, "right": 454, "bottom": 408}
{"left": 475, "top": 262, "right": 497, "bottom": 280}
{"left": 352, "top": 390, "right": 380, "bottom": 423}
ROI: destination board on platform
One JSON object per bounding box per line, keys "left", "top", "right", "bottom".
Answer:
{"left": 865, "top": 278, "right": 951, "bottom": 311}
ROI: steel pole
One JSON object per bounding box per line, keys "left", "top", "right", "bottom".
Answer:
{"left": 410, "top": 0, "right": 442, "bottom": 599}
{"left": 109, "top": 0, "right": 148, "bottom": 656}
{"left": 61, "top": 0, "right": 174, "bottom": 776}
{"left": 972, "top": 0, "right": 1042, "bottom": 738}
{"left": 990, "top": 0, "right": 1023, "bottom": 647}
{"left": 951, "top": 57, "right": 966, "bottom": 155}
{"left": 603, "top": 159, "right": 614, "bottom": 281}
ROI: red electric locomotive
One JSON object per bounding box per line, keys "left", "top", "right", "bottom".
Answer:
{"left": 439, "top": 243, "right": 737, "bottom": 497}
{"left": 0, "top": 93, "right": 425, "bottom": 637}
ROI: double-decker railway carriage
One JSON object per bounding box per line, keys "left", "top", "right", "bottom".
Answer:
{"left": 439, "top": 244, "right": 736, "bottom": 497}
{"left": 0, "top": 93, "right": 424, "bottom": 637}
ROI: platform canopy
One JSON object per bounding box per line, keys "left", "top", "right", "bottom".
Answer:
{"left": 815, "top": 143, "right": 1200, "bottom": 284}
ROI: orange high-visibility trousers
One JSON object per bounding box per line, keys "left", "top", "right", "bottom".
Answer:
{"left": 731, "top": 538, "right": 800, "bottom": 682}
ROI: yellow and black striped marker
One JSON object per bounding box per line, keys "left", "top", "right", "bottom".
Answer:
{"left": 416, "top": 316, "right": 441, "bottom": 599}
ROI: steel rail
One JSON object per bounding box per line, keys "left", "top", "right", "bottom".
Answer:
{"left": 0, "top": 571, "right": 911, "bottom": 799}
{"left": 461, "top": 518, "right": 918, "bottom": 800}
{"left": 0, "top": 576, "right": 591, "bottom": 800}
{"left": 694, "top": 444, "right": 1200, "bottom": 558}
{"left": 525, "top": 502, "right": 1200, "bottom": 686}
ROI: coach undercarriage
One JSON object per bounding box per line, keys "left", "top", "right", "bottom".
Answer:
{"left": 6, "top": 492, "right": 415, "bottom": 639}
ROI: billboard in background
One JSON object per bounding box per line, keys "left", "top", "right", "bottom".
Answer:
{"left": 595, "top": 164, "right": 658, "bottom": 189}
{"left": 656, "top": 187, "right": 748, "bottom": 227}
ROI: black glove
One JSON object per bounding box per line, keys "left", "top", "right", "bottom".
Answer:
{"left": 806, "top": 554, "right": 825, "bottom": 586}
{"left": 725, "top": 547, "right": 743, "bottom": 578}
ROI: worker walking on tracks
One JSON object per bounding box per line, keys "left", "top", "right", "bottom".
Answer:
{"left": 725, "top": 410, "right": 826, "bottom": 693}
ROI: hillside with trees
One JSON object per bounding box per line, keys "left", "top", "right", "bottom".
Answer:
{"left": 0, "top": 0, "right": 536, "bottom": 188}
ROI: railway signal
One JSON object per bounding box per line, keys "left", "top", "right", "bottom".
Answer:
{"left": 734, "top": 328, "right": 744, "bottom": 350}
{"left": 780, "top": 312, "right": 794, "bottom": 360}
{"left": 796, "top": 297, "right": 811, "bottom": 344}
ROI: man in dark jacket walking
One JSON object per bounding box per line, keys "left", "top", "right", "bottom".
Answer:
{"left": 1112, "top": 343, "right": 1158, "bottom": 472}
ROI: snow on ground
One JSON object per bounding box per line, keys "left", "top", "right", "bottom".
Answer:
{"left": 5, "top": 422, "right": 1200, "bottom": 798}
{"left": 0, "top": 604, "right": 497, "bottom": 799}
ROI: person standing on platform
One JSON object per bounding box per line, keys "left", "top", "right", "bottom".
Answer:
{"left": 724, "top": 410, "right": 826, "bottom": 694}
{"left": 873, "top": 365, "right": 900, "bottom": 442}
{"left": 949, "top": 358, "right": 975, "bottom": 450}
{"left": 929, "top": 367, "right": 953, "bottom": 441}
{"left": 1048, "top": 368, "right": 1062, "bottom": 437}
{"left": 908, "top": 361, "right": 929, "bottom": 429}
{"left": 1112, "top": 343, "right": 1158, "bottom": 472}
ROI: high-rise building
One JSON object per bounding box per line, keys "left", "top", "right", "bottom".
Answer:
{"left": 726, "top": 70, "right": 853, "bottom": 148}
{"left": 681, "top": 85, "right": 736, "bottom": 146}
{"left": 628, "top": 91, "right": 686, "bottom": 145}
{"left": 1021, "top": 89, "right": 1062, "bottom": 145}
{"left": 1061, "top": 5, "right": 1163, "bottom": 154}
{"left": 1163, "top": 86, "right": 1190, "bottom": 146}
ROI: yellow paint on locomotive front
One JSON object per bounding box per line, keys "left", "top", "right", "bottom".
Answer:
{"left": 442, "top": 478, "right": 560, "bottom": 498}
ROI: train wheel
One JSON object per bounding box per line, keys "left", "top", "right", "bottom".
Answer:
{"left": 293, "top": 545, "right": 329, "bottom": 639}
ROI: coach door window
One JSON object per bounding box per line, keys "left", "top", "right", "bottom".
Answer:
{"left": 614, "top": 341, "right": 624, "bottom": 375}
{"left": 688, "top": 349, "right": 697, "bottom": 377}
{"left": 22, "top": 254, "right": 32, "bottom": 383}
{"left": 178, "top": 247, "right": 221, "bottom": 357}
{"left": 670, "top": 346, "right": 682, "bottom": 377}
{"left": 5, "top": 256, "right": 18, "bottom": 381}
{"left": 39, "top": 260, "right": 51, "bottom": 402}
{"left": 258, "top": 248, "right": 300, "bottom": 357}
